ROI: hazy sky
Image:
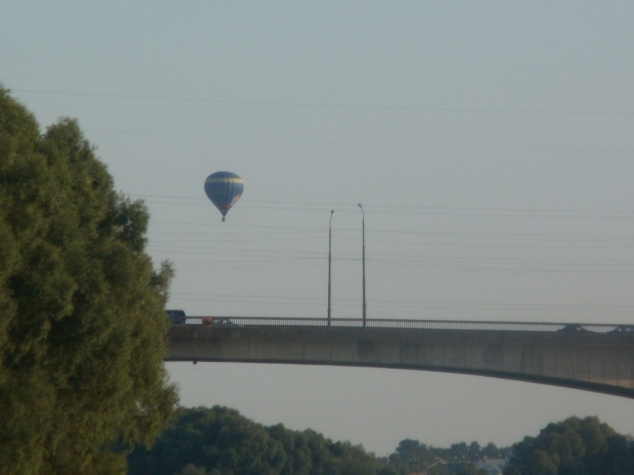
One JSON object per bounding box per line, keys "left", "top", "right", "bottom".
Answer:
{"left": 2, "top": 1, "right": 634, "bottom": 454}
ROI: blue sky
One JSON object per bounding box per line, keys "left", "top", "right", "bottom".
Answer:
{"left": 2, "top": 1, "right": 634, "bottom": 454}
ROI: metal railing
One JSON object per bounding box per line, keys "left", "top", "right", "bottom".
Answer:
{"left": 177, "top": 317, "right": 634, "bottom": 334}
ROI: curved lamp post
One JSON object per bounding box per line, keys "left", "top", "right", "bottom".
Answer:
{"left": 358, "top": 204, "right": 366, "bottom": 327}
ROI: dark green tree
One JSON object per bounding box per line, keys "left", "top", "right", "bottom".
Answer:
{"left": 178, "top": 465, "right": 209, "bottom": 475}
{"left": 128, "top": 406, "right": 390, "bottom": 475}
{"left": 467, "top": 442, "right": 481, "bottom": 459}
{"left": 456, "top": 463, "right": 478, "bottom": 475}
{"left": 388, "top": 439, "right": 432, "bottom": 472}
{"left": 503, "top": 416, "right": 634, "bottom": 475}
{"left": 428, "top": 464, "right": 450, "bottom": 475}
{"left": 449, "top": 442, "right": 470, "bottom": 462}
{"left": 480, "top": 442, "right": 504, "bottom": 459}
{"left": 0, "top": 87, "right": 178, "bottom": 474}
{"left": 386, "top": 437, "right": 509, "bottom": 474}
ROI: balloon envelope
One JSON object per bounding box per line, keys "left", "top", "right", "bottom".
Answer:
{"left": 204, "top": 171, "right": 244, "bottom": 221}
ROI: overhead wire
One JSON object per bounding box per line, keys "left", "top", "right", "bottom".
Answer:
{"left": 20, "top": 89, "right": 634, "bottom": 308}
{"left": 168, "top": 291, "right": 634, "bottom": 313}
{"left": 163, "top": 256, "right": 634, "bottom": 275}
{"left": 147, "top": 227, "right": 634, "bottom": 242}
{"left": 131, "top": 194, "right": 634, "bottom": 277}
{"left": 143, "top": 195, "right": 634, "bottom": 275}
{"left": 85, "top": 128, "right": 634, "bottom": 155}
{"left": 14, "top": 90, "right": 634, "bottom": 158}
{"left": 148, "top": 236, "right": 634, "bottom": 249}
{"left": 135, "top": 194, "right": 634, "bottom": 213}
{"left": 136, "top": 195, "right": 634, "bottom": 218}
{"left": 14, "top": 88, "right": 634, "bottom": 115}
{"left": 148, "top": 244, "right": 634, "bottom": 265}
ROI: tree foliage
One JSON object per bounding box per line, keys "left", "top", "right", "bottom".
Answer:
{"left": 129, "top": 406, "right": 515, "bottom": 475}
{"left": 127, "top": 402, "right": 634, "bottom": 475}
{"left": 0, "top": 87, "right": 178, "bottom": 474}
{"left": 503, "top": 416, "right": 634, "bottom": 475}
{"left": 387, "top": 438, "right": 508, "bottom": 474}
{"left": 128, "top": 406, "right": 394, "bottom": 475}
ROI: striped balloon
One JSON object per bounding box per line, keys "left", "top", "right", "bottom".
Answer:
{"left": 204, "top": 171, "right": 244, "bottom": 221}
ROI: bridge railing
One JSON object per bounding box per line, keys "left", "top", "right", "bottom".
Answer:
{"left": 178, "top": 317, "right": 633, "bottom": 334}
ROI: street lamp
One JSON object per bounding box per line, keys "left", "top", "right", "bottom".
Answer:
{"left": 358, "top": 203, "right": 366, "bottom": 327}
{"left": 328, "top": 210, "right": 334, "bottom": 326}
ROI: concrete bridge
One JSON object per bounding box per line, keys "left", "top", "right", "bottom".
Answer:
{"left": 166, "top": 318, "right": 634, "bottom": 399}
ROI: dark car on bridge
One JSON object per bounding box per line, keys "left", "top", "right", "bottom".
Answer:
{"left": 211, "top": 317, "right": 238, "bottom": 327}
{"left": 166, "top": 310, "right": 186, "bottom": 325}
{"left": 558, "top": 324, "right": 588, "bottom": 333}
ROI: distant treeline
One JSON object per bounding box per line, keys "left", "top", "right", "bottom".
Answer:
{"left": 127, "top": 406, "right": 507, "bottom": 475}
{"left": 128, "top": 407, "right": 634, "bottom": 475}
{"left": 504, "top": 416, "right": 634, "bottom": 475}
{"left": 127, "top": 406, "right": 392, "bottom": 475}
{"left": 388, "top": 438, "right": 508, "bottom": 475}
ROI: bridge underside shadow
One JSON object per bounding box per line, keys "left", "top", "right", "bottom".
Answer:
{"left": 167, "top": 325, "right": 634, "bottom": 399}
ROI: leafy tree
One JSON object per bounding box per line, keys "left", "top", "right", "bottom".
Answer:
{"left": 454, "top": 462, "right": 490, "bottom": 475}
{"left": 387, "top": 438, "right": 507, "bottom": 474}
{"left": 128, "top": 406, "right": 390, "bottom": 475}
{"left": 267, "top": 423, "right": 314, "bottom": 475}
{"left": 503, "top": 416, "right": 634, "bottom": 475}
{"left": 480, "top": 442, "right": 503, "bottom": 459}
{"left": 467, "top": 442, "right": 481, "bottom": 459}
{"left": 388, "top": 439, "right": 433, "bottom": 472}
{"left": 456, "top": 462, "right": 476, "bottom": 475}
{"left": 178, "top": 465, "right": 209, "bottom": 475}
{"left": 428, "top": 464, "right": 450, "bottom": 475}
{"left": 450, "top": 442, "right": 470, "bottom": 462}
{"left": 0, "top": 87, "right": 178, "bottom": 474}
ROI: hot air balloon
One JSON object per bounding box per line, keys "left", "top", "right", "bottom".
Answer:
{"left": 204, "top": 171, "right": 244, "bottom": 221}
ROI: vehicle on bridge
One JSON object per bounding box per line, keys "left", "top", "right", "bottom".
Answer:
{"left": 210, "top": 317, "right": 239, "bottom": 327}
{"left": 558, "top": 324, "right": 588, "bottom": 333}
{"left": 166, "top": 310, "right": 186, "bottom": 325}
{"left": 199, "top": 317, "right": 240, "bottom": 327}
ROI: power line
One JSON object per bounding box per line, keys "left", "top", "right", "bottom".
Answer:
{"left": 136, "top": 195, "right": 634, "bottom": 218}
{"left": 149, "top": 236, "right": 634, "bottom": 249}
{"left": 147, "top": 225, "right": 634, "bottom": 242}
{"left": 164, "top": 257, "right": 634, "bottom": 275}
{"left": 169, "top": 291, "right": 634, "bottom": 312}
{"left": 87, "top": 128, "right": 634, "bottom": 154}
{"left": 14, "top": 88, "right": 634, "bottom": 116}
{"left": 145, "top": 200, "right": 634, "bottom": 218}
{"left": 148, "top": 244, "right": 634, "bottom": 265}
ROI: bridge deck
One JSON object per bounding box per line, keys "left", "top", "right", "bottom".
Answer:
{"left": 167, "top": 318, "right": 634, "bottom": 399}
